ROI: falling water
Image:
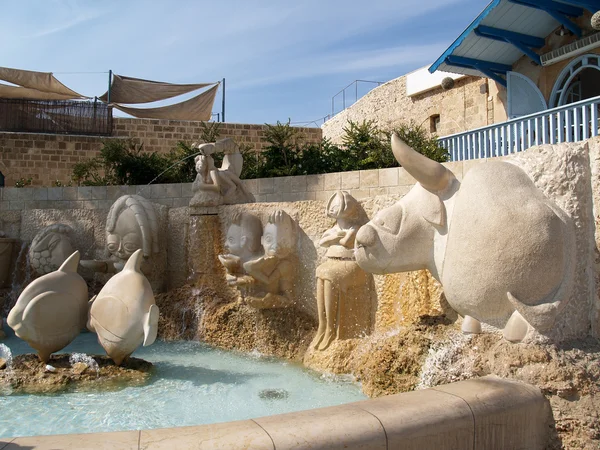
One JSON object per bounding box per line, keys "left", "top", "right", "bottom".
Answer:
{"left": 5, "top": 242, "right": 32, "bottom": 315}
{"left": 69, "top": 353, "right": 100, "bottom": 376}
{"left": 0, "top": 343, "right": 13, "bottom": 371}
{"left": 136, "top": 150, "right": 203, "bottom": 197}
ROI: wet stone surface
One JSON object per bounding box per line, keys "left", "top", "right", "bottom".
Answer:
{"left": 0, "top": 353, "right": 153, "bottom": 394}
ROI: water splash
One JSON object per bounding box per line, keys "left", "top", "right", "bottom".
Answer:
{"left": 69, "top": 353, "right": 100, "bottom": 376}
{"left": 416, "top": 332, "right": 473, "bottom": 390}
{"left": 0, "top": 343, "right": 13, "bottom": 371}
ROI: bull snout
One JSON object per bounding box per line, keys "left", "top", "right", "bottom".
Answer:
{"left": 356, "top": 224, "right": 378, "bottom": 249}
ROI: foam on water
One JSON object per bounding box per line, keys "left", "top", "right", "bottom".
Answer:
{"left": 0, "top": 331, "right": 365, "bottom": 439}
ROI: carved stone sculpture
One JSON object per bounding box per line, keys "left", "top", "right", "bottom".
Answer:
{"left": 311, "top": 191, "right": 373, "bottom": 350}
{"left": 80, "top": 194, "right": 159, "bottom": 274}
{"left": 7, "top": 251, "right": 88, "bottom": 362}
{"left": 355, "top": 135, "right": 575, "bottom": 342}
{"left": 242, "top": 210, "right": 298, "bottom": 309}
{"left": 29, "top": 224, "right": 75, "bottom": 275}
{"left": 218, "top": 212, "right": 263, "bottom": 290}
{"left": 88, "top": 249, "right": 159, "bottom": 365}
{"left": 190, "top": 138, "right": 255, "bottom": 207}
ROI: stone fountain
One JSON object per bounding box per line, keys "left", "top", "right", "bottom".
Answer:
{"left": 0, "top": 134, "right": 599, "bottom": 447}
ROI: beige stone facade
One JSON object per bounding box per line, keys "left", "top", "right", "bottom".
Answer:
{"left": 321, "top": 74, "right": 507, "bottom": 145}
{"left": 0, "top": 119, "right": 322, "bottom": 188}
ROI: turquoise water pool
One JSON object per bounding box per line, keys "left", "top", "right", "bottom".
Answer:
{"left": 0, "top": 330, "right": 366, "bottom": 438}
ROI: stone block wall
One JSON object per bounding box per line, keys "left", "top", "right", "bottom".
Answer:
{"left": 112, "top": 118, "right": 322, "bottom": 155}
{"left": 0, "top": 162, "right": 468, "bottom": 212}
{"left": 322, "top": 74, "right": 507, "bottom": 144}
{"left": 0, "top": 120, "right": 322, "bottom": 188}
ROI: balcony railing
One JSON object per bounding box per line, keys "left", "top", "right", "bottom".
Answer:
{"left": 438, "top": 95, "right": 600, "bottom": 161}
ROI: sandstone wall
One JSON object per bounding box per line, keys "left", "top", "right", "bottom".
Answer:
{"left": 0, "top": 119, "right": 322, "bottom": 188}
{"left": 321, "top": 74, "right": 507, "bottom": 145}
{"left": 0, "top": 162, "right": 466, "bottom": 212}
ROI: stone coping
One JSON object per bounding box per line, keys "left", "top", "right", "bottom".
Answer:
{"left": 0, "top": 161, "right": 474, "bottom": 212}
{"left": 0, "top": 376, "right": 549, "bottom": 449}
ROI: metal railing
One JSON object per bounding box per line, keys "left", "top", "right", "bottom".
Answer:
{"left": 438, "top": 95, "right": 600, "bottom": 161}
{"left": 0, "top": 98, "right": 113, "bottom": 136}
{"left": 330, "top": 80, "right": 384, "bottom": 118}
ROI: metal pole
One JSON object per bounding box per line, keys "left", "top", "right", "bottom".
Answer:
{"left": 107, "top": 70, "right": 112, "bottom": 103}
{"left": 222, "top": 78, "right": 225, "bottom": 122}
{"left": 356, "top": 81, "right": 358, "bottom": 104}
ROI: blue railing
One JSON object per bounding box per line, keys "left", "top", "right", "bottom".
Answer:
{"left": 438, "top": 95, "right": 600, "bottom": 161}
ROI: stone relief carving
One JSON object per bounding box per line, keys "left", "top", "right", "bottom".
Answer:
{"left": 220, "top": 210, "right": 298, "bottom": 309}
{"left": 29, "top": 224, "right": 75, "bottom": 275}
{"left": 190, "top": 138, "right": 255, "bottom": 207}
{"left": 354, "top": 135, "right": 576, "bottom": 342}
{"left": 218, "top": 212, "right": 263, "bottom": 290}
{"left": 7, "top": 251, "right": 88, "bottom": 362}
{"left": 88, "top": 249, "right": 159, "bottom": 365}
{"left": 311, "top": 191, "right": 374, "bottom": 350}
{"left": 80, "top": 194, "right": 159, "bottom": 274}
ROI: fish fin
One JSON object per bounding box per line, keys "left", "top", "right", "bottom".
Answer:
{"left": 143, "top": 304, "right": 159, "bottom": 346}
{"left": 123, "top": 249, "right": 143, "bottom": 272}
{"left": 86, "top": 295, "right": 97, "bottom": 332}
{"left": 58, "top": 251, "right": 80, "bottom": 273}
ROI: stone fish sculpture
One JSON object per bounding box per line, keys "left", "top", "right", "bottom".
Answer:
{"left": 80, "top": 194, "right": 159, "bottom": 274}
{"left": 190, "top": 138, "right": 255, "bottom": 207}
{"left": 355, "top": 135, "right": 576, "bottom": 342}
{"left": 29, "top": 224, "right": 75, "bottom": 275}
{"left": 312, "top": 191, "right": 373, "bottom": 350}
{"left": 7, "top": 251, "right": 88, "bottom": 362}
{"left": 88, "top": 249, "right": 159, "bottom": 365}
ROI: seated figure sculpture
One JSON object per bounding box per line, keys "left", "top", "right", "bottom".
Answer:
{"left": 242, "top": 210, "right": 298, "bottom": 309}
{"left": 7, "top": 251, "right": 88, "bottom": 362}
{"left": 88, "top": 249, "right": 159, "bottom": 365}
{"left": 80, "top": 194, "right": 159, "bottom": 274}
{"left": 218, "top": 212, "right": 263, "bottom": 291}
{"left": 29, "top": 224, "right": 75, "bottom": 275}
{"left": 311, "top": 191, "right": 373, "bottom": 350}
{"left": 190, "top": 138, "right": 255, "bottom": 207}
{"left": 354, "top": 135, "right": 576, "bottom": 342}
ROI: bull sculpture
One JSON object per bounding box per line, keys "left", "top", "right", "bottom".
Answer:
{"left": 354, "top": 135, "right": 575, "bottom": 342}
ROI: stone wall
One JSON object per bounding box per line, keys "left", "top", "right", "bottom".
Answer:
{"left": 112, "top": 118, "right": 322, "bottom": 155}
{"left": 0, "top": 162, "right": 465, "bottom": 212}
{"left": 321, "top": 74, "right": 507, "bottom": 144}
{"left": 0, "top": 119, "right": 322, "bottom": 188}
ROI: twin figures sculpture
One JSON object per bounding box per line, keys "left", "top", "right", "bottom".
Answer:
{"left": 7, "top": 134, "right": 576, "bottom": 364}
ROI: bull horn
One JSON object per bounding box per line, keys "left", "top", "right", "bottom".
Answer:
{"left": 391, "top": 134, "right": 454, "bottom": 192}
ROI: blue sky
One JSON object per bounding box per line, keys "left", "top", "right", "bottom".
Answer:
{"left": 1, "top": 0, "right": 486, "bottom": 126}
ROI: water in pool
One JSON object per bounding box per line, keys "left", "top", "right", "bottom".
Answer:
{"left": 0, "top": 330, "right": 366, "bottom": 438}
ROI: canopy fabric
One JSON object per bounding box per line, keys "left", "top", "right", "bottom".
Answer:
{"left": 113, "top": 84, "right": 219, "bottom": 121}
{"left": 0, "top": 83, "right": 79, "bottom": 100}
{"left": 0, "top": 67, "right": 85, "bottom": 98}
{"left": 99, "top": 74, "right": 214, "bottom": 104}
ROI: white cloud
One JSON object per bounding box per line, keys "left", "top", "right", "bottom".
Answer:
{"left": 229, "top": 42, "right": 448, "bottom": 89}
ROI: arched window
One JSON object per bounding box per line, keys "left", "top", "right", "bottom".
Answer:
{"left": 550, "top": 54, "right": 600, "bottom": 107}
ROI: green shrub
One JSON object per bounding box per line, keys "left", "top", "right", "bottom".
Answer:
{"left": 14, "top": 177, "right": 33, "bottom": 188}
